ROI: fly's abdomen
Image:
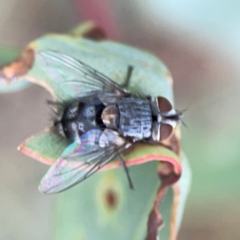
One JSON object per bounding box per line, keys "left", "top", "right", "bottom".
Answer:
{"left": 61, "top": 99, "right": 105, "bottom": 142}
{"left": 118, "top": 97, "right": 152, "bottom": 141}
{"left": 76, "top": 103, "right": 98, "bottom": 134}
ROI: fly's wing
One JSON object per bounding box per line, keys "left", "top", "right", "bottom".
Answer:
{"left": 36, "top": 51, "right": 130, "bottom": 102}
{"left": 39, "top": 129, "right": 125, "bottom": 194}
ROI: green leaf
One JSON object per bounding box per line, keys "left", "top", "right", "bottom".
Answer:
{"left": 53, "top": 151, "right": 190, "bottom": 240}
{"left": 54, "top": 161, "right": 171, "bottom": 240}
{"left": 10, "top": 23, "right": 189, "bottom": 239}
{"left": 18, "top": 128, "right": 68, "bottom": 165}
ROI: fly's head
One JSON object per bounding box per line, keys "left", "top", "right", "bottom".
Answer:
{"left": 151, "top": 97, "right": 184, "bottom": 141}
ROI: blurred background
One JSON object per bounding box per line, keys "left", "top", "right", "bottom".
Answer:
{"left": 0, "top": 0, "right": 240, "bottom": 239}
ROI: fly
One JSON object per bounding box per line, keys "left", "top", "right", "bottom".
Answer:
{"left": 36, "top": 51, "right": 183, "bottom": 194}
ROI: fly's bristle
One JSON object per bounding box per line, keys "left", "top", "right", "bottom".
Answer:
{"left": 181, "top": 120, "right": 188, "bottom": 130}
{"left": 48, "top": 107, "right": 61, "bottom": 120}
{"left": 47, "top": 99, "right": 66, "bottom": 111}
{"left": 46, "top": 99, "right": 64, "bottom": 124}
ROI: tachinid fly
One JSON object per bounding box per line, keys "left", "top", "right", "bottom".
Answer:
{"left": 37, "top": 51, "right": 183, "bottom": 194}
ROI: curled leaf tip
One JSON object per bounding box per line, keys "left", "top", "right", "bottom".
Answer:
{"left": 158, "top": 162, "right": 181, "bottom": 186}
{"left": 69, "top": 22, "right": 106, "bottom": 41}
{"left": 145, "top": 161, "right": 181, "bottom": 240}
{"left": 18, "top": 143, "right": 53, "bottom": 165}
{"left": 0, "top": 48, "right": 34, "bottom": 83}
{"left": 145, "top": 184, "right": 166, "bottom": 240}
{"left": 82, "top": 26, "right": 106, "bottom": 41}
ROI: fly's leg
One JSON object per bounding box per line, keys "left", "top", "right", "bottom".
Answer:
{"left": 99, "top": 129, "right": 134, "bottom": 189}
{"left": 121, "top": 65, "right": 134, "bottom": 89}
{"left": 117, "top": 154, "right": 134, "bottom": 189}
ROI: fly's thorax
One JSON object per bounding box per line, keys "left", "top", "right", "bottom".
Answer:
{"left": 117, "top": 97, "right": 153, "bottom": 141}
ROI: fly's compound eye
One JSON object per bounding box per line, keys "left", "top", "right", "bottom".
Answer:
{"left": 151, "top": 97, "right": 174, "bottom": 141}
{"left": 157, "top": 97, "right": 172, "bottom": 113}
{"left": 152, "top": 122, "right": 173, "bottom": 142}
{"left": 160, "top": 124, "right": 173, "bottom": 141}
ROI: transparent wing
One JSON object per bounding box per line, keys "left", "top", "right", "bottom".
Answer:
{"left": 36, "top": 51, "right": 129, "bottom": 101}
{"left": 39, "top": 129, "right": 125, "bottom": 194}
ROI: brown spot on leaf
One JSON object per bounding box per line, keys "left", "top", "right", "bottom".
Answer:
{"left": 0, "top": 48, "right": 34, "bottom": 82}
{"left": 104, "top": 189, "right": 118, "bottom": 210}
